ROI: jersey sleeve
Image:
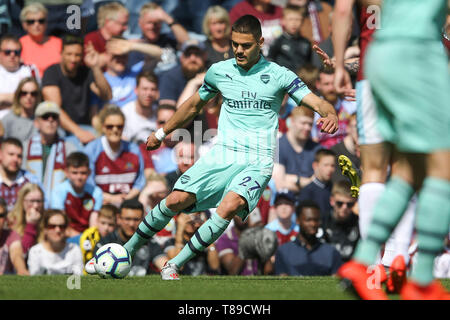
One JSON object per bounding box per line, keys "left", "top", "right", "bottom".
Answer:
{"left": 198, "top": 64, "right": 220, "bottom": 101}
{"left": 281, "top": 67, "right": 311, "bottom": 105}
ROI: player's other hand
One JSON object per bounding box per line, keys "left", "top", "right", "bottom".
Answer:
{"left": 317, "top": 113, "right": 339, "bottom": 135}
{"left": 146, "top": 132, "right": 162, "bottom": 150}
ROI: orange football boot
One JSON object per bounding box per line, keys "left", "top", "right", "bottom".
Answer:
{"left": 401, "top": 280, "right": 450, "bottom": 300}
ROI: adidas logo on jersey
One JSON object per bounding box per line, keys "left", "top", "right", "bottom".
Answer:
{"left": 101, "top": 166, "right": 110, "bottom": 173}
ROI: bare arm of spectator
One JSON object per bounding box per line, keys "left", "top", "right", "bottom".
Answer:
{"left": 206, "top": 244, "right": 220, "bottom": 273}
{"left": 273, "top": 163, "right": 314, "bottom": 192}
{"left": 152, "top": 7, "right": 189, "bottom": 45}
{"left": 42, "top": 85, "right": 96, "bottom": 144}
{"left": 85, "top": 42, "right": 112, "bottom": 101}
{"left": 0, "top": 93, "right": 13, "bottom": 106}
{"left": 176, "top": 72, "right": 205, "bottom": 108}
{"left": 107, "top": 38, "right": 163, "bottom": 60}
{"left": 9, "top": 240, "right": 29, "bottom": 275}
{"left": 220, "top": 251, "right": 246, "bottom": 275}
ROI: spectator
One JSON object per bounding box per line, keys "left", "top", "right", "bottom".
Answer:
{"left": 102, "top": 39, "right": 139, "bottom": 108}
{"left": 121, "top": 70, "right": 159, "bottom": 145}
{"left": 94, "top": 198, "right": 168, "bottom": 275}
{"left": 267, "top": 5, "right": 312, "bottom": 73}
{"left": 0, "top": 197, "right": 29, "bottom": 275}
{"left": 229, "top": 0, "right": 283, "bottom": 56}
{"left": 288, "top": 0, "right": 333, "bottom": 45}
{"left": 274, "top": 199, "right": 342, "bottom": 276}
{"left": 50, "top": 151, "right": 103, "bottom": 237}
{"left": 19, "top": 3, "right": 62, "bottom": 79}
{"left": 323, "top": 180, "right": 359, "bottom": 262}
{"left": 312, "top": 68, "right": 356, "bottom": 148}
{"left": 0, "top": 34, "right": 40, "bottom": 109}
{"left": 139, "top": 104, "right": 178, "bottom": 176}
{"left": 138, "top": 172, "right": 174, "bottom": 248}
{"left": 165, "top": 141, "right": 197, "bottom": 191}
{"left": 330, "top": 112, "right": 361, "bottom": 183}
{"left": 216, "top": 216, "right": 260, "bottom": 276}
{"left": 273, "top": 107, "right": 321, "bottom": 194}
{"left": 22, "top": 101, "right": 78, "bottom": 196}
{"left": 84, "top": 2, "right": 129, "bottom": 69}
{"left": 0, "top": 137, "right": 40, "bottom": 211}
{"left": 78, "top": 203, "right": 118, "bottom": 267}
{"left": 202, "top": 5, "right": 234, "bottom": 68}
{"left": 1, "top": 77, "right": 42, "bottom": 140}
{"left": 166, "top": 211, "right": 220, "bottom": 276}
{"left": 7, "top": 183, "right": 44, "bottom": 256}
{"left": 298, "top": 148, "right": 336, "bottom": 227}
{"left": 84, "top": 105, "right": 145, "bottom": 207}
{"left": 27, "top": 209, "right": 84, "bottom": 275}
{"left": 42, "top": 35, "right": 112, "bottom": 146}
{"left": 158, "top": 39, "right": 207, "bottom": 107}
{"left": 265, "top": 190, "right": 299, "bottom": 246}
{"left": 127, "top": 2, "right": 189, "bottom": 75}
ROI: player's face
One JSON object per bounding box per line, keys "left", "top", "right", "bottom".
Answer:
{"left": 0, "top": 144, "right": 23, "bottom": 174}
{"left": 314, "top": 155, "right": 336, "bottom": 182}
{"left": 331, "top": 194, "right": 356, "bottom": 221}
{"left": 275, "top": 199, "right": 295, "bottom": 220}
{"left": 66, "top": 166, "right": 90, "bottom": 192}
{"left": 298, "top": 208, "right": 320, "bottom": 238}
{"left": 136, "top": 78, "right": 159, "bottom": 108}
{"left": 103, "top": 114, "right": 124, "bottom": 145}
{"left": 61, "top": 44, "right": 83, "bottom": 75}
{"left": 231, "top": 32, "right": 263, "bottom": 70}
{"left": 97, "top": 216, "right": 116, "bottom": 238}
{"left": 119, "top": 208, "right": 143, "bottom": 238}
{"left": 45, "top": 214, "right": 67, "bottom": 244}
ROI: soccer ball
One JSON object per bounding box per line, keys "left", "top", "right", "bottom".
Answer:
{"left": 94, "top": 243, "right": 132, "bottom": 279}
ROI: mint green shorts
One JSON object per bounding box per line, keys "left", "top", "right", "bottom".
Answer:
{"left": 172, "top": 144, "right": 273, "bottom": 221}
{"left": 365, "top": 40, "right": 450, "bottom": 153}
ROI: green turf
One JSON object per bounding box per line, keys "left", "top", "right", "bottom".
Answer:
{"left": 1, "top": 275, "right": 449, "bottom": 300}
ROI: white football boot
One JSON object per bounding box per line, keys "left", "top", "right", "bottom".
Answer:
{"left": 85, "top": 257, "right": 97, "bottom": 275}
{"left": 160, "top": 261, "right": 180, "bottom": 280}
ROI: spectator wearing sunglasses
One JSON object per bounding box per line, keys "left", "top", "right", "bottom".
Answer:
{"left": 19, "top": 3, "right": 62, "bottom": 79}
{"left": 0, "top": 34, "right": 40, "bottom": 109}
{"left": 27, "top": 209, "right": 84, "bottom": 275}
{"left": 323, "top": 180, "right": 359, "bottom": 262}
{"left": 22, "top": 101, "right": 78, "bottom": 197}
{"left": 1, "top": 77, "right": 42, "bottom": 141}
{"left": 84, "top": 105, "right": 145, "bottom": 207}
{"left": 0, "top": 197, "right": 29, "bottom": 275}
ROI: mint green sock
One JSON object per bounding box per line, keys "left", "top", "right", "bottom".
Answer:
{"left": 124, "top": 199, "right": 177, "bottom": 257}
{"left": 410, "top": 177, "right": 450, "bottom": 285}
{"left": 169, "top": 212, "right": 230, "bottom": 268}
{"left": 354, "top": 176, "right": 415, "bottom": 266}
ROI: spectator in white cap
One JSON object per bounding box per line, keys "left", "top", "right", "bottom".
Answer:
{"left": 22, "top": 101, "right": 78, "bottom": 197}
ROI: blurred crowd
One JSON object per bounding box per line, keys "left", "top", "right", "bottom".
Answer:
{"left": 0, "top": 0, "right": 448, "bottom": 278}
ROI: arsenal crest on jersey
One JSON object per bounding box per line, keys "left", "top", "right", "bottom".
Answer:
{"left": 260, "top": 74, "right": 270, "bottom": 84}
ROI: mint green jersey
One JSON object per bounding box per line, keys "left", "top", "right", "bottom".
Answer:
{"left": 198, "top": 55, "right": 311, "bottom": 159}
{"left": 376, "top": 0, "right": 446, "bottom": 41}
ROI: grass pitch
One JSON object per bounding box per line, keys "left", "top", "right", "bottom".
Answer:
{"left": 1, "top": 275, "right": 449, "bottom": 300}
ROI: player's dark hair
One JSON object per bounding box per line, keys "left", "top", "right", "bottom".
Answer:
{"left": 120, "top": 198, "right": 144, "bottom": 214}
{"left": 66, "top": 151, "right": 90, "bottom": 169}
{"left": 136, "top": 70, "right": 159, "bottom": 87}
{"left": 62, "top": 34, "right": 84, "bottom": 49}
{"left": 1, "top": 137, "right": 23, "bottom": 150}
{"left": 231, "top": 14, "right": 262, "bottom": 41}
{"left": 314, "top": 148, "right": 336, "bottom": 162}
{"left": 295, "top": 200, "right": 321, "bottom": 218}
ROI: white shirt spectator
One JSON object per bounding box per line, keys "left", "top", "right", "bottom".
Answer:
{"left": 121, "top": 100, "right": 157, "bottom": 144}
{"left": 27, "top": 242, "right": 83, "bottom": 275}
{"left": 0, "top": 63, "right": 40, "bottom": 95}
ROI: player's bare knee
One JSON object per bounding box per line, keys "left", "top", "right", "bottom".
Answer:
{"left": 217, "top": 195, "right": 247, "bottom": 220}
{"left": 165, "top": 191, "right": 196, "bottom": 212}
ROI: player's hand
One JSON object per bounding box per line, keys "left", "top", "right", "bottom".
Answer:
{"left": 146, "top": 132, "right": 162, "bottom": 150}
{"left": 317, "top": 113, "right": 339, "bottom": 135}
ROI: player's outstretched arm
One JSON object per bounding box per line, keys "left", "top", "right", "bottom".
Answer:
{"left": 301, "top": 93, "right": 339, "bottom": 134}
{"left": 146, "top": 92, "right": 208, "bottom": 150}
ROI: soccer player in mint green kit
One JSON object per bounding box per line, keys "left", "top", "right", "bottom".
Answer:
{"left": 337, "top": 0, "right": 450, "bottom": 300}
{"left": 87, "top": 15, "right": 338, "bottom": 280}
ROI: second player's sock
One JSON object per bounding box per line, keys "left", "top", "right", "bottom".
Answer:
{"left": 410, "top": 177, "right": 450, "bottom": 285}
{"left": 124, "top": 199, "right": 177, "bottom": 256}
{"left": 169, "top": 212, "right": 230, "bottom": 268}
{"left": 354, "top": 176, "right": 414, "bottom": 266}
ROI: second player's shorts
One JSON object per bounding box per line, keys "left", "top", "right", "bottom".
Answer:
{"left": 356, "top": 80, "right": 384, "bottom": 145}
{"left": 172, "top": 144, "right": 273, "bottom": 221}
{"left": 365, "top": 39, "right": 450, "bottom": 153}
